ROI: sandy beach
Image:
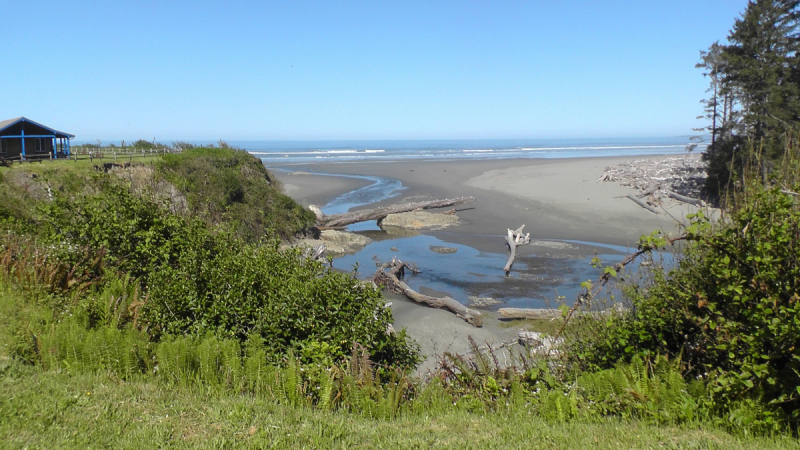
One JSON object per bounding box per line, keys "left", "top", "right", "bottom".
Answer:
{"left": 270, "top": 156, "right": 703, "bottom": 372}
{"left": 273, "top": 156, "right": 697, "bottom": 248}
{"left": 275, "top": 170, "right": 373, "bottom": 207}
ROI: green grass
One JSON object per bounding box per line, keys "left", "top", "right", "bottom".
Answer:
{"left": 0, "top": 155, "right": 164, "bottom": 175}
{"left": 2, "top": 361, "right": 797, "bottom": 449}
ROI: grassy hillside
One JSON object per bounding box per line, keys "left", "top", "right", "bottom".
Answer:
{"left": 0, "top": 149, "right": 315, "bottom": 241}
{"left": 155, "top": 148, "right": 315, "bottom": 241}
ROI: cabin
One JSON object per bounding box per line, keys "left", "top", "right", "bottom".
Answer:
{"left": 0, "top": 117, "right": 74, "bottom": 161}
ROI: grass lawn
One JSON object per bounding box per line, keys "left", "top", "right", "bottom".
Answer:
{"left": 1, "top": 360, "right": 797, "bottom": 449}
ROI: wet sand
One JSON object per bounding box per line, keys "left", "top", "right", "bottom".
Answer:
{"left": 272, "top": 156, "right": 696, "bottom": 249}
{"left": 269, "top": 156, "right": 702, "bottom": 373}
{"left": 273, "top": 170, "right": 372, "bottom": 208}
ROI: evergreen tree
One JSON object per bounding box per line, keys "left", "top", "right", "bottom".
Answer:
{"left": 698, "top": 0, "right": 800, "bottom": 195}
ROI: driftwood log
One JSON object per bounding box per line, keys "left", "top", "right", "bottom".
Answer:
{"left": 313, "top": 197, "right": 475, "bottom": 228}
{"left": 498, "top": 308, "right": 562, "bottom": 320}
{"left": 504, "top": 225, "right": 530, "bottom": 275}
{"left": 373, "top": 258, "right": 483, "bottom": 327}
{"left": 301, "top": 244, "right": 326, "bottom": 261}
{"left": 626, "top": 195, "right": 660, "bottom": 214}
{"left": 518, "top": 331, "right": 543, "bottom": 348}
{"left": 665, "top": 190, "right": 704, "bottom": 206}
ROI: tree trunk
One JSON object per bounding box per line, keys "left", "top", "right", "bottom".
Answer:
{"left": 498, "top": 308, "right": 563, "bottom": 320}
{"left": 665, "top": 190, "right": 704, "bottom": 206}
{"left": 373, "top": 260, "right": 483, "bottom": 327}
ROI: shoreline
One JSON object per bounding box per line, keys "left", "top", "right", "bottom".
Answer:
{"left": 270, "top": 155, "right": 700, "bottom": 249}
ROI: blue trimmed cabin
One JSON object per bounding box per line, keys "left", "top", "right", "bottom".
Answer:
{"left": 0, "top": 117, "right": 73, "bottom": 161}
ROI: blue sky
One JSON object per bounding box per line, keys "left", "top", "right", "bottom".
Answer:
{"left": 0, "top": 1, "right": 747, "bottom": 141}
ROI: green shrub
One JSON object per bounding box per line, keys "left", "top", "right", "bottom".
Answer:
{"left": 566, "top": 180, "right": 800, "bottom": 429}
{"left": 26, "top": 178, "right": 417, "bottom": 368}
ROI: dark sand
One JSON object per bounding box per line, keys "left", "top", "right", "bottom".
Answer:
{"left": 269, "top": 156, "right": 704, "bottom": 373}
{"left": 274, "top": 170, "right": 372, "bottom": 208}
{"left": 272, "top": 156, "right": 697, "bottom": 249}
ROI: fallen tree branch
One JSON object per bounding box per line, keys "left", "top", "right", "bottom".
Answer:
{"left": 626, "top": 195, "right": 660, "bottom": 214}
{"left": 464, "top": 338, "right": 518, "bottom": 357}
{"left": 373, "top": 258, "right": 483, "bottom": 327}
{"left": 666, "top": 190, "right": 704, "bottom": 206}
{"left": 498, "top": 308, "right": 562, "bottom": 320}
{"left": 316, "top": 197, "right": 475, "bottom": 228}
{"left": 550, "top": 234, "right": 686, "bottom": 349}
{"left": 301, "top": 244, "right": 327, "bottom": 261}
{"left": 636, "top": 181, "right": 662, "bottom": 199}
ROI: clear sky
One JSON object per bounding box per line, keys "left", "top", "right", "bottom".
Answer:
{"left": 1, "top": 1, "right": 748, "bottom": 141}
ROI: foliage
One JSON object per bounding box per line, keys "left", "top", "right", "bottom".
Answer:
{"left": 141, "top": 236, "right": 417, "bottom": 367}
{"left": 156, "top": 147, "right": 315, "bottom": 241}
{"left": 566, "top": 169, "right": 800, "bottom": 431}
{"left": 0, "top": 162, "right": 416, "bottom": 368}
{"left": 5, "top": 361, "right": 798, "bottom": 449}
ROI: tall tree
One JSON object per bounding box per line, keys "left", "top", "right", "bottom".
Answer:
{"left": 695, "top": 42, "right": 728, "bottom": 150}
{"left": 698, "top": 0, "right": 800, "bottom": 194}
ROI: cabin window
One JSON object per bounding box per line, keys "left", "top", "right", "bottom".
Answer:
{"left": 34, "top": 138, "right": 48, "bottom": 153}
{"left": 0, "top": 140, "right": 6, "bottom": 154}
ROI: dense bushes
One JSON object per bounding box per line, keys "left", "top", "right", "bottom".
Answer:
{"left": 0, "top": 154, "right": 418, "bottom": 368}
{"left": 36, "top": 184, "right": 416, "bottom": 367}
{"left": 566, "top": 170, "right": 800, "bottom": 430}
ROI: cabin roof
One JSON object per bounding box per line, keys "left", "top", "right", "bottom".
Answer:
{"left": 0, "top": 117, "right": 75, "bottom": 138}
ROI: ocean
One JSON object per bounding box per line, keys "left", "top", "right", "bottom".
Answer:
{"left": 227, "top": 136, "right": 704, "bottom": 164}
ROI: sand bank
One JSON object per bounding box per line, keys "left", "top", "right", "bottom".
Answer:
{"left": 271, "top": 156, "right": 700, "bottom": 249}
{"left": 273, "top": 171, "right": 372, "bottom": 208}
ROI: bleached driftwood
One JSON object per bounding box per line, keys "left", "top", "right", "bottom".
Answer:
{"left": 314, "top": 197, "right": 475, "bottom": 228}
{"left": 626, "top": 195, "right": 660, "bottom": 214}
{"left": 373, "top": 258, "right": 483, "bottom": 327}
{"left": 599, "top": 154, "right": 708, "bottom": 206}
{"left": 498, "top": 308, "right": 562, "bottom": 320}
{"left": 301, "top": 244, "right": 326, "bottom": 261}
{"left": 503, "top": 225, "right": 530, "bottom": 275}
{"left": 665, "top": 190, "right": 704, "bottom": 206}
{"left": 517, "top": 331, "right": 543, "bottom": 348}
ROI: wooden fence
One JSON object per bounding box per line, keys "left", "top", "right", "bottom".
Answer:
{"left": 1, "top": 147, "right": 182, "bottom": 164}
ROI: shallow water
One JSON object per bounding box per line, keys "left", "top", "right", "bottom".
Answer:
{"left": 286, "top": 168, "right": 658, "bottom": 310}
{"left": 318, "top": 174, "right": 406, "bottom": 216}
{"left": 332, "top": 233, "right": 633, "bottom": 310}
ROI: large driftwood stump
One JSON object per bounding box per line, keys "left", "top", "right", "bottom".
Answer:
{"left": 373, "top": 259, "right": 483, "bottom": 327}
{"left": 313, "top": 197, "right": 475, "bottom": 228}
{"left": 504, "top": 225, "right": 530, "bottom": 275}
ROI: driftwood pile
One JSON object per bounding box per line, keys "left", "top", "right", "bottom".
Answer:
{"left": 597, "top": 154, "right": 707, "bottom": 213}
